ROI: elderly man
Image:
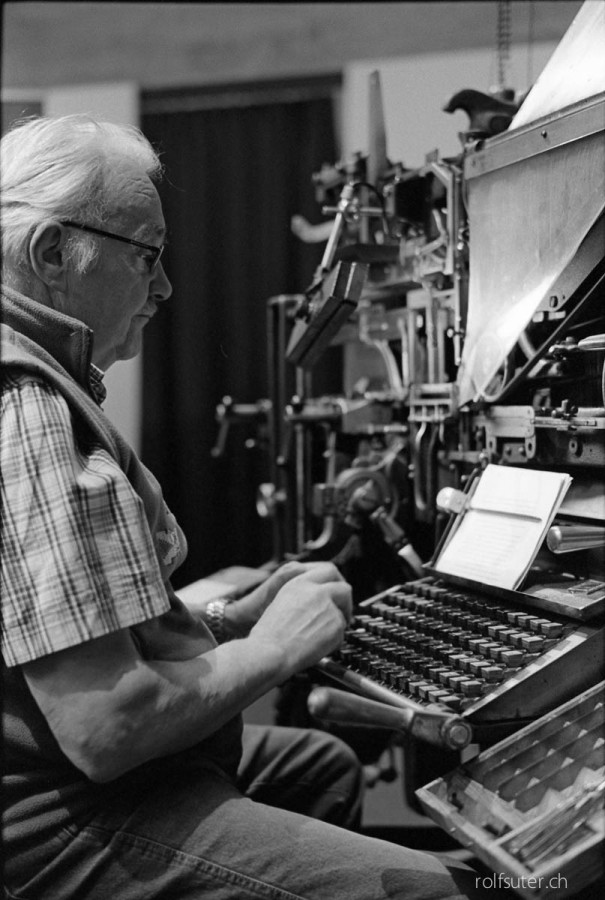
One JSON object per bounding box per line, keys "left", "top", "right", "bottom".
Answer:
{"left": 1, "top": 115, "right": 481, "bottom": 900}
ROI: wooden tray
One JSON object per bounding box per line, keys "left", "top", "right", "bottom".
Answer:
{"left": 416, "top": 681, "right": 605, "bottom": 898}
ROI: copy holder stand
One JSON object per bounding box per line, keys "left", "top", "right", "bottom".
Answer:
{"left": 286, "top": 261, "right": 368, "bottom": 369}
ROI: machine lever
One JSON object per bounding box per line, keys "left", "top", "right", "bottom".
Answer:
{"left": 369, "top": 506, "right": 425, "bottom": 577}
{"left": 307, "top": 685, "right": 472, "bottom": 751}
{"left": 211, "top": 396, "right": 270, "bottom": 458}
{"left": 546, "top": 524, "right": 605, "bottom": 553}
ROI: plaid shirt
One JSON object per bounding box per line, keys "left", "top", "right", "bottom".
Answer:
{"left": 1, "top": 369, "right": 170, "bottom": 667}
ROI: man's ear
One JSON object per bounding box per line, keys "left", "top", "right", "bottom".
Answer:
{"left": 29, "top": 222, "right": 70, "bottom": 291}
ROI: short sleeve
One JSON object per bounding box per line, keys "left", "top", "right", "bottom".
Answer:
{"left": 1, "top": 374, "right": 171, "bottom": 666}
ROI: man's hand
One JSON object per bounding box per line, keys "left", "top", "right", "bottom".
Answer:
{"left": 227, "top": 560, "right": 348, "bottom": 638}
{"left": 247, "top": 563, "right": 352, "bottom": 678}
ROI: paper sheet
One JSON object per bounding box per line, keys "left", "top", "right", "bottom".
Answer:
{"left": 511, "top": 1, "right": 605, "bottom": 128}
{"left": 456, "top": 0, "right": 605, "bottom": 407}
{"left": 435, "top": 466, "right": 572, "bottom": 590}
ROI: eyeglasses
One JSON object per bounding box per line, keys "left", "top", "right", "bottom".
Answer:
{"left": 61, "top": 220, "right": 165, "bottom": 272}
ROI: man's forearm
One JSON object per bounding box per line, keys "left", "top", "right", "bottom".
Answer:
{"left": 142, "top": 635, "right": 287, "bottom": 768}
{"left": 23, "top": 629, "right": 288, "bottom": 783}
{"left": 24, "top": 564, "right": 350, "bottom": 783}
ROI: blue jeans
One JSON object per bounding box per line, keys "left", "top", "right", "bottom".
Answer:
{"left": 4, "top": 725, "right": 480, "bottom": 900}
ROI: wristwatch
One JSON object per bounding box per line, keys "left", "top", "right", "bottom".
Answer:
{"left": 205, "top": 598, "right": 228, "bottom": 642}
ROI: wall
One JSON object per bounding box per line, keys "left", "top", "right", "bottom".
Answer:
{"left": 342, "top": 41, "right": 559, "bottom": 167}
{"left": 2, "top": 2, "right": 583, "bottom": 90}
{"left": 1, "top": 2, "right": 585, "bottom": 451}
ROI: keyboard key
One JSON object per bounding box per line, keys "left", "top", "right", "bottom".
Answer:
{"left": 539, "top": 621, "right": 564, "bottom": 638}
{"left": 410, "top": 681, "right": 433, "bottom": 699}
{"left": 528, "top": 617, "right": 557, "bottom": 634}
{"left": 427, "top": 665, "right": 450, "bottom": 681}
{"left": 475, "top": 618, "right": 498, "bottom": 635}
{"left": 487, "top": 643, "right": 508, "bottom": 660}
{"left": 431, "top": 643, "right": 454, "bottom": 661}
{"left": 509, "top": 631, "right": 532, "bottom": 648}
{"left": 488, "top": 624, "right": 512, "bottom": 639}
{"left": 458, "top": 656, "right": 478, "bottom": 673}
{"left": 391, "top": 671, "right": 407, "bottom": 689}
{"left": 475, "top": 641, "right": 501, "bottom": 658}
{"left": 447, "top": 652, "right": 471, "bottom": 668}
{"left": 427, "top": 687, "right": 451, "bottom": 703}
{"left": 498, "top": 649, "right": 526, "bottom": 666}
{"left": 480, "top": 665, "right": 507, "bottom": 682}
{"left": 392, "top": 610, "right": 415, "bottom": 625}
{"left": 460, "top": 680, "right": 486, "bottom": 696}
{"left": 386, "top": 668, "right": 401, "bottom": 687}
{"left": 440, "top": 694, "right": 463, "bottom": 711}
{"left": 520, "top": 634, "right": 548, "bottom": 651}
{"left": 445, "top": 673, "right": 473, "bottom": 691}
{"left": 498, "top": 628, "right": 523, "bottom": 645}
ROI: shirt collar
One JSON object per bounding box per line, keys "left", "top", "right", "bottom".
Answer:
{"left": 89, "top": 364, "right": 107, "bottom": 405}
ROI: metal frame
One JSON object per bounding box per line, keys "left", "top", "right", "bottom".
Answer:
{"left": 464, "top": 92, "right": 605, "bottom": 179}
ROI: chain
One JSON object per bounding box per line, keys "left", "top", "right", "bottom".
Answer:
{"left": 497, "top": 0, "right": 512, "bottom": 90}
{"left": 526, "top": 0, "right": 535, "bottom": 85}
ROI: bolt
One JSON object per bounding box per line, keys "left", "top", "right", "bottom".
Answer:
{"left": 569, "top": 438, "right": 582, "bottom": 457}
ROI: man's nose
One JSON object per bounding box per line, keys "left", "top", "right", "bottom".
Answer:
{"left": 151, "top": 260, "right": 172, "bottom": 302}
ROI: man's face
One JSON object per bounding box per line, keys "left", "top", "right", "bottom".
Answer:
{"left": 64, "top": 159, "right": 172, "bottom": 370}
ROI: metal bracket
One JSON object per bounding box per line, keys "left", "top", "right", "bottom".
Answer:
{"left": 479, "top": 405, "right": 536, "bottom": 460}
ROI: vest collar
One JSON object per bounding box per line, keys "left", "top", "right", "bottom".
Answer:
{"left": 1, "top": 284, "right": 96, "bottom": 390}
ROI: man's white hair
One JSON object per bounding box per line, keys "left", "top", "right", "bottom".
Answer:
{"left": 1, "top": 114, "right": 163, "bottom": 279}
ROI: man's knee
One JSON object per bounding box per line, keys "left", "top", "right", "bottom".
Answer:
{"left": 307, "top": 728, "right": 364, "bottom": 787}
{"left": 298, "top": 728, "right": 365, "bottom": 828}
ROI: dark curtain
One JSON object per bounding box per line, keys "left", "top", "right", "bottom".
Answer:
{"left": 141, "top": 88, "right": 338, "bottom": 587}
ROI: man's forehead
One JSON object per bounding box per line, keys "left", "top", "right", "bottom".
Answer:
{"left": 111, "top": 210, "right": 166, "bottom": 244}
{"left": 146, "top": 222, "right": 167, "bottom": 239}
{"left": 109, "top": 176, "right": 166, "bottom": 240}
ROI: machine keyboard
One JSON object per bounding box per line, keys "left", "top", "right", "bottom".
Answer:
{"left": 330, "top": 579, "right": 584, "bottom": 716}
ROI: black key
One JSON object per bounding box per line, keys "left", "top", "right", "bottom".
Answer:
{"left": 497, "top": 628, "right": 523, "bottom": 645}
{"left": 392, "top": 609, "right": 415, "bottom": 625}
{"left": 488, "top": 624, "right": 512, "bottom": 639}
{"left": 460, "top": 680, "right": 486, "bottom": 696}
{"left": 446, "top": 674, "right": 473, "bottom": 691}
{"left": 520, "top": 634, "right": 548, "bottom": 651}
{"left": 427, "top": 687, "right": 451, "bottom": 703}
{"left": 539, "top": 621, "right": 564, "bottom": 638}
{"left": 480, "top": 665, "right": 507, "bottom": 682}
{"left": 440, "top": 694, "right": 463, "bottom": 711}
{"left": 409, "top": 680, "right": 432, "bottom": 698}
{"left": 528, "top": 617, "right": 556, "bottom": 634}
{"left": 498, "top": 649, "right": 526, "bottom": 667}
{"left": 509, "top": 631, "right": 532, "bottom": 649}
